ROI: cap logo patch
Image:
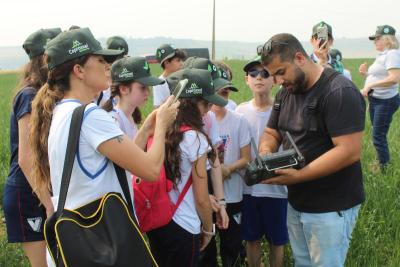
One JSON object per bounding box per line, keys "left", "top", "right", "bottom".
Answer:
{"left": 161, "top": 49, "right": 165, "bottom": 54}
{"left": 119, "top": 67, "right": 134, "bottom": 79}
{"left": 69, "top": 40, "right": 90, "bottom": 55}
{"left": 384, "top": 27, "right": 389, "bottom": 34}
{"left": 143, "top": 61, "right": 149, "bottom": 70}
{"left": 208, "top": 64, "right": 217, "bottom": 73}
{"left": 336, "top": 55, "right": 341, "bottom": 61}
{"left": 186, "top": 83, "right": 202, "bottom": 95}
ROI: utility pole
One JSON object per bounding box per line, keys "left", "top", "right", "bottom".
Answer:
{"left": 211, "top": 0, "right": 216, "bottom": 60}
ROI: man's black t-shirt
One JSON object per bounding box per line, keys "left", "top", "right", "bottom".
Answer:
{"left": 267, "top": 69, "right": 366, "bottom": 213}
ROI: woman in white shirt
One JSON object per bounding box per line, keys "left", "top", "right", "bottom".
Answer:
{"left": 28, "top": 28, "right": 179, "bottom": 266}
{"left": 359, "top": 25, "right": 400, "bottom": 169}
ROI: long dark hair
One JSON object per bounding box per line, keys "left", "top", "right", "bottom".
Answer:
{"left": 13, "top": 55, "right": 48, "bottom": 103}
{"left": 102, "top": 82, "right": 142, "bottom": 124}
{"left": 165, "top": 98, "right": 216, "bottom": 185}
{"left": 30, "top": 54, "right": 90, "bottom": 197}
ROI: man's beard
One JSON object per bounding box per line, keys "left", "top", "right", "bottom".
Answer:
{"left": 284, "top": 66, "right": 306, "bottom": 94}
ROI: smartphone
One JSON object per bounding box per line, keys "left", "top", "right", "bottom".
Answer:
{"left": 171, "top": 78, "right": 188, "bottom": 102}
{"left": 316, "top": 25, "right": 328, "bottom": 48}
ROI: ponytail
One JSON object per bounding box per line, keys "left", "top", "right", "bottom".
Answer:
{"left": 102, "top": 83, "right": 120, "bottom": 112}
{"left": 30, "top": 83, "right": 64, "bottom": 195}
{"left": 29, "top": 54, "right": 90, "bottom": 199}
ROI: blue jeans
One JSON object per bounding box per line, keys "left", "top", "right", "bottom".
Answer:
{"left": 368, "top": 94, "right": 400, "bottom": 166}
{"left": 287, "top": 204, "right": 361, "bottom": 267}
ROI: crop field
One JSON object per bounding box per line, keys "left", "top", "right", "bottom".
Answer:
{"left": 0, "top": 58, "right": 399, "bottom": 266}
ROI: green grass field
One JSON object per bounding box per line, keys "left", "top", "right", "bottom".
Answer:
{"left": 1, "top": 58, "right": 400, "bottom": 266}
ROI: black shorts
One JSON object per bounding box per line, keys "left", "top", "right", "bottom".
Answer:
{"left": 3, "top": 183, "right": 46, "bottom": 243}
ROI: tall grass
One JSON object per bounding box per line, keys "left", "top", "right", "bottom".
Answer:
{"left": 1, "top": 58, "right": 399, "bottom": 266}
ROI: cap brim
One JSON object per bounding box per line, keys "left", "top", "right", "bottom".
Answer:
{"left": 160, "top": 51, "right": 177, "bottom": 65}
{"left": 243, "top": 61, "right": 261, "bottom": 72}
{"left": 213, "top": 78, "right": 232, "bottom": 91}
{"left": 218, "top": 83, "right": 238, "bottom": 92}
{"left": 203, "top": 93, "right": 228, "bottom": 107}
{"left": 369, "top": 35, "right": 380, "bottom": 40}
{"left": 136, "top": 76, "right": 165, "bottom": 86}
{"left": 93, "top": 48, "right": 124, "bottom": 62}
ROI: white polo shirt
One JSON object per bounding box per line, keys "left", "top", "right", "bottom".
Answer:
{"left": 365, "top": 49, "right": 400, "bottom": 99}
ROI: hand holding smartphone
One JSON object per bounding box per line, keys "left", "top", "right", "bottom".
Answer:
{"left": 171, "top": 78, "right": 188, "bottom": 103}
{"left": 316, "top": 25, "right": 329, "bottom": 48}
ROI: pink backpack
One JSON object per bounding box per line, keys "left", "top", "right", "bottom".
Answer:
{"left": 133, "top": 126, "right": 193, "bottom": 233}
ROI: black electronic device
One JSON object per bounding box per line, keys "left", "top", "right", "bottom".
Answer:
{"left": 244, "top": 132, "right": 305, "bottom": 186}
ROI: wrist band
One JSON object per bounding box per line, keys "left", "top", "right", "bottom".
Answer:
{"left": 217, "top": 199, "right": 227, "bottom": 206}
{"left": 202, "top": 224, "right": 216, "bottom": 236}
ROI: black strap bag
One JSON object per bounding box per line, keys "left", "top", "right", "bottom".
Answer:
{"left": 44, "top": 104, "right": 158, "bottom": 267}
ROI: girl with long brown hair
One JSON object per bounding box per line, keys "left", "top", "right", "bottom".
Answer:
{"left": 3, "top": 28, "right": 60, "bottom": 267}
{"left": 146, "top": 68, "right": 227, "bottom": 267}
{"left": 28, "top": 28, "right": 178, "bottom": 267}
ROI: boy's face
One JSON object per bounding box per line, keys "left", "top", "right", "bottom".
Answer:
{"left": 164, "top": 57, "right": 183, "bottom": 73}
{"left": 245, "top": 64, "right": 273, "bottom": 94}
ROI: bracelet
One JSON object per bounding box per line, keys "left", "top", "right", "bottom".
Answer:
{"left": 202, "top": 224, "right": 216, "bottom": 236}
{"left": 217, "top": 199, "right": 227, "bottom": 206}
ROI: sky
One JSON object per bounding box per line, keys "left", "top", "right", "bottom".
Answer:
{"left": 1, "top": 0, "right": 399, "bottom": 46}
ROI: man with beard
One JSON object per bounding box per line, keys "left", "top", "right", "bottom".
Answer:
{"left": 257, "top": 33, "right": 365, "bottom": 267}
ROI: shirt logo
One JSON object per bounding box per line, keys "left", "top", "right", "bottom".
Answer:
{"left": 119, "top": 67, "right": 134, "bottom": 79}
{"left": 69, "top": 40, "right": 90, "bottom": 55}
{"left": 27, "top": 217, "right": 42, "bottom": 232}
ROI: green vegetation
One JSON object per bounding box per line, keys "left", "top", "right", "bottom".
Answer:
{"left": 1, "top": 58, "right": 399, "bottom": 266}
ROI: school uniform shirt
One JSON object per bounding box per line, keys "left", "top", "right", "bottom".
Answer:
{"left": 216, "top": 109, "right": 251, "bottom": 203}
{"left": 225, "top": 99, "right": 238, "bottom": 111}
{"left": 48, "top": 100, "right": 133, "bottom": 211}
{"left": 170, "top": 130, "right": 211, "bottom": 234}
{"left": 235, "top": 101, "right": 288, "bottom": 198}
{"left": 153, "top": 75, "right": 170, "bottom": 106}
{"left": 109, "top": 107, "right": 138, "bottom": 139}
{"left": 365, "top": 49, "right": 400, "bottom": 99}
{"left": 203, "top": 111, "right": 221, "bottom": 171}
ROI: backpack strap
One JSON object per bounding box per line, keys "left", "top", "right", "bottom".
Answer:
{"left": 306, "top": 68, "right": 340, "bottom": 132}
{"left": 172, "top": 175, "right": 193, "bottom": 214}
{"left": 56, "top": 104, "right": 88, "bottom": 217}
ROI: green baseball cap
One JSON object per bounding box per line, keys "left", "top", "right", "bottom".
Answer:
{"left": 183, "top": 56, "right": 232, "bottom": 92}
{"left": 329, "top": 49, "right": 343, "bottom": 62}
{"left": 369, "top": 25, "right": 396, "bottom": 40}
{"left": 45, "top": 27, "right": 124, "bottom": 70}
{"left": 166, "top": 68, "right": 228, "bottom": 107}
{"left": 312, "top": 21, "right": 333, "bottom": 37}
{"left": 215, "top": 67, "right": 238, "bottom": 92}
{"left": 111, "top": 56, "right": 164, "bottom": 86}
{"left": 22, "top": 28, "right": 61, "bottom": 59}
{"left": 107, "top": 36, "right": 129, "bottom": 56}
{"left": 243, "top": 55, "right": 262, "bottom": 72}
{"left": 156, "top": 44, "right": 177, "bottom": 64}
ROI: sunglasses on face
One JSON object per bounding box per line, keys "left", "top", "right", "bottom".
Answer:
{"left": 257, "top": 40, "right": 289, "bottom": 56}
{"left": 247, "top": 69, "right": 270, "bottom": 79}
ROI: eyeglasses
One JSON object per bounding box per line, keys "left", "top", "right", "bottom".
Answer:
{"left": 247, "top": 69, "right": 270, "bottom": 79}
{"left": 257, "top": 40, "right": 289, "bottom": 56}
